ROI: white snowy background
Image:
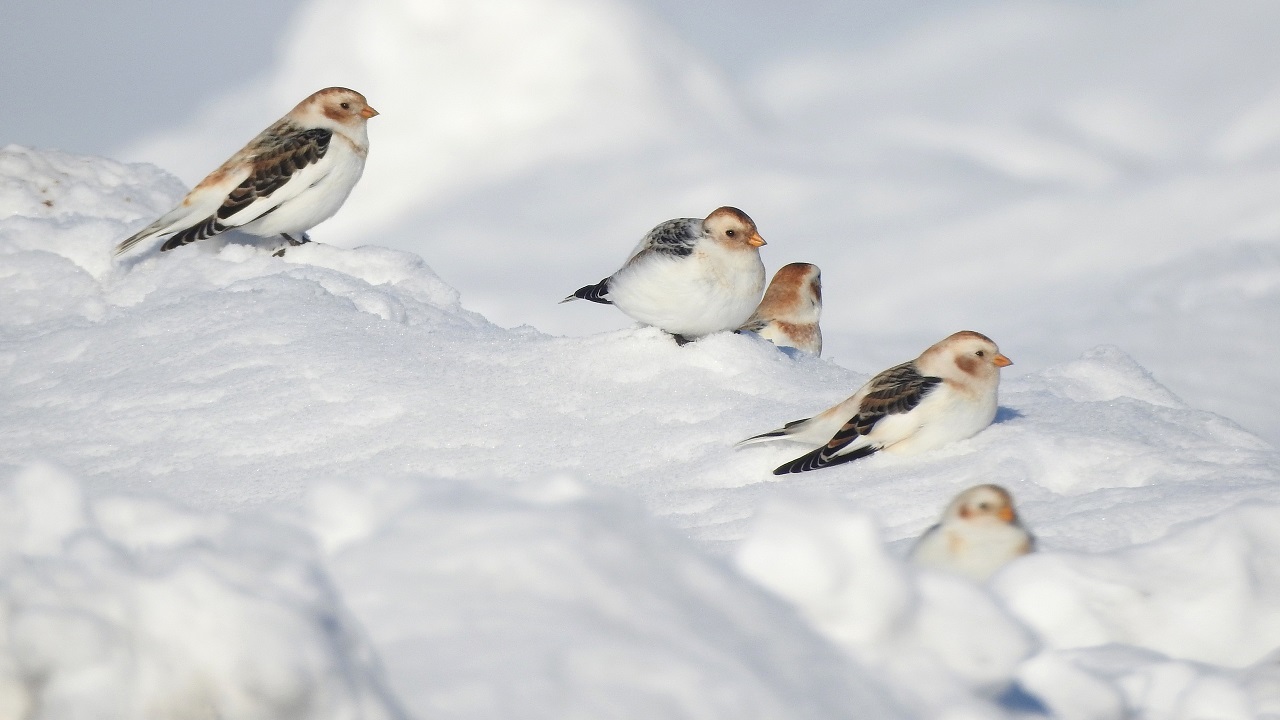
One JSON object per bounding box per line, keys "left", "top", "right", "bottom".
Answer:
{"left": 3, "top": 0, "right": 1280, "bottom": 718}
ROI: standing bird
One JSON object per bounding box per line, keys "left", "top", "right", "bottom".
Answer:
{"left": 910, "top": 484, "right": 1035, "bottom": 581}
{"left": 740, "top": 331, "right": 1012, "bottom": 475}
{"left": 562, "top": 207, "right": 767, "bottom": 344}
{"left": 114, "top": 87, "right": 378, "bottom": 256}
{"left": 737, "top": 262, "right": 823, "bottom": 355}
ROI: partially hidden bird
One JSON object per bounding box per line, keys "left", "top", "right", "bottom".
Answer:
{"left": 910, "top": 484, "right": 1034, "bottom": 581}
{"left": 740, "top": 331, "right": 1012, "bottom": 474}
{"left": 562, "top": 206, "right": 767, "bottom": 344}
{"left": 737, "top": 262, "right": 823, "bottom": 355}
{"left": 114, "top": 87, "right": 378, "bottom": 257}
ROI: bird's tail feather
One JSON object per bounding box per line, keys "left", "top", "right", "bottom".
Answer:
{"left": 114, "top": 204, "right": 209, "bottom": 256}
{"left": 735, "top": 417, "right": 810, "bottom": 447}
{"left": 561, "top": 278, "right": 612, "bottom": 304}
{"left": 114, "top": 223, "right": 163, "bottom": 256}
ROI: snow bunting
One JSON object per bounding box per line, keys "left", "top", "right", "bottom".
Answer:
{"left": 114, "top": 87, "right": 378, "bottom": 256}
{"left": 737, "top": 262, "right": 822, "bottom": 355}
{"left": 740, "top": 331, "right": 1012, "bottom": 475}
{"left": 562, "top": 207, "right": 767, "bottom": 344}
{"left": 910, "top": 484, "right": 1034, "bottom": 581}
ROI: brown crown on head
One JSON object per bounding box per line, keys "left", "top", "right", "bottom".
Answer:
{"left": 704, "top": 206, "right": 766, "bottom": 248}
{"left": 952, "top": 484, "right": 1017, "bottom": 523}
{"left": 755, "top": 263, "right": 821, "bottom": 317}
{"left": 296, "top": 87, "right": 378, "bottom": 124}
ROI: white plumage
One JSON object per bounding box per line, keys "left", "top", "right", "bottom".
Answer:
{"left": 563, "top": 207, "right": 767, "bottom": 343}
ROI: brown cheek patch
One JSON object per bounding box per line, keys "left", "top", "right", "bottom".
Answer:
{"left": 958, "top": 506, "right": 972, "bottom": 519}
{"left": 322, "top": 105, "right": 346, "bottom": 122}
{"left": 956, "top": 356, "right": 979, "bottom": 376}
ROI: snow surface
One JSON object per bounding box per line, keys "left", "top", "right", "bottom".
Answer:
{"left": 4, "top": 145, "right": 1280, "bottom": 718}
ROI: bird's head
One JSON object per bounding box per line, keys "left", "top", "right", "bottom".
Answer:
{"left": 296, "top": 87, "right": 379, "bottom": 132}
{"left": 703, "top": 206, "right": 766, "bottom": 251}
{"left": 755, "top": 262, "right": 822, "bottom": 322}
{"left": 919, "top": 330, "right": 1011, "bottom": 382}
{"left": 948, "top": 484, "right": 1020, "bottom": 525}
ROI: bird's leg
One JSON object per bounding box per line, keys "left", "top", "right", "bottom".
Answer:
{"left": 273, "top": 232, "right": 313, "bottom": 257}
{"left": 672, "top": 333, "right": 693, "bottom": 346}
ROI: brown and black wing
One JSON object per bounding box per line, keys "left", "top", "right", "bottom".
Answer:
{"left": 161, "top": 127, "right": 332, "bottom": 251}
{"left": 774, "top": 362, "right": 942, "bottom": 474}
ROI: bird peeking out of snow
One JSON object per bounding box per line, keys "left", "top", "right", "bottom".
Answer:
{"left": 739, "top": 331, "right": 1012, "bottom": 475}
{"left": 910, "top": 484, "right": 1035, "bottom": 580}
{"left": 114, "top": 87, "right": 378, "bottom": 257}
{"left": 561, "top": 207, "right": 767, "bottom": 345}
{"left": 737, "top": 262, "right": 823, "bottom": 355}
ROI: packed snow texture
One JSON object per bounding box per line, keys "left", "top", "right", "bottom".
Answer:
{"left": 105, "top": 0, "right": 1280, "bottom": 444}
{"left": 4, "top": 145, "right": 1280, "bottom": 718}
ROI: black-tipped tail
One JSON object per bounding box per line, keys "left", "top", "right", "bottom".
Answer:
{"left": 773, "top": 444, "right": 878, "bottom": 475}
{"left": 562, "top": 278, "right": 612, "bottom": 304}
{"left": 736, "top": 417, "right": 812, "bottom": 447}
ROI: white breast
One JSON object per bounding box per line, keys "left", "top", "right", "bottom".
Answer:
{"left": 911, "top": 522, "right": 1030, "bottom": 580}
{"left": 882, "top": 383, "right": 998, "bottom": 455}
{"left": 608, "top": 243, "right": 765, "bottom": 337}
{"left": 242, "top": 139, "right": 367, "bottom": 238}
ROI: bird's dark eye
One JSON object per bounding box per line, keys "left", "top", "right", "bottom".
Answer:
{"left": 975, "top": 350, "right": 985, "bottom": 357}
{"left": 725, "top": 229, "right": 736, "bottom": 237}
{"left": 340, "top": 102, "right": 351, "bottom": 110}
{"left": 978, "top": 503, "right": 990, "bottom": 511}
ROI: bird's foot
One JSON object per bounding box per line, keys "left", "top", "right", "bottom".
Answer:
{"left": 672, "top": 333, "right": 693, "bottom": 346}
{"left": 281, "top": 232, "right": 311, "bottom": 246}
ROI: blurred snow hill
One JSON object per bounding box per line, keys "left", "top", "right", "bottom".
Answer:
{"left": 5, "top": 144, "right": 1280, "bottom": 718}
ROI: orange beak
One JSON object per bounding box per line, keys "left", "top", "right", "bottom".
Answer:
{"left": 993, "top": 353, "right": 1013, "bottom": 367}
{"left": 747, "top": 233, "right": 766, "bottom": 247}
{"left": 361, "top": 106, "right": 380, "bottom": 119}
{"left": 997, "top": 506, "right": 1015, "bottom": 522}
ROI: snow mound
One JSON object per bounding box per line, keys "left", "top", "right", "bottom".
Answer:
{"left": 0, "top": 463, "right": 402, "bottom": 720}
{"left": 4, "top": 145, "right": 1280, "bottom": 719}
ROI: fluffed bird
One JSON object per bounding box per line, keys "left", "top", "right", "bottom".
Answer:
{"left": 114, "top": 87, "right": 378, "bottom": 256}
{"left": 562, "top": 207, "right": 767, "bottom": 344}
{"left": 737, "top": 262, "right": 823, "bottom": 355}
{"left": 910, "top": 484, "right": 1034, "bottom": 580}
{"left": 740, "top": 331, "right": 1012, "bottom": 474}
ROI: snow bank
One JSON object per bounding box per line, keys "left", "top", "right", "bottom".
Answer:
{"left": 309, "top": 475, "right": 907, "bottom": 720}
{"left": 5, "top": 145, "right": 1280, "bottom": 718}
{"left": 997, "top": 504, "right": 1280, "bottom": 668}
{"left": 0, "top": 463, "right": 401, "bottom": 720}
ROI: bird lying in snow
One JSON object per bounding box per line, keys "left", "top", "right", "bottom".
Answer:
{"left": 739, "top": 331, "right": 1011, "bottom": 474}
{"left": 737, "top": 262, "right": 823, "bottom": 355}
{"left": 910, "top": 484, "right": 1034, "bottom": 580}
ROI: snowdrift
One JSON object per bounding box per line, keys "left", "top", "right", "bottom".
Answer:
{"left": 3, "top": 144, "right": 1280, "bottom": 718}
